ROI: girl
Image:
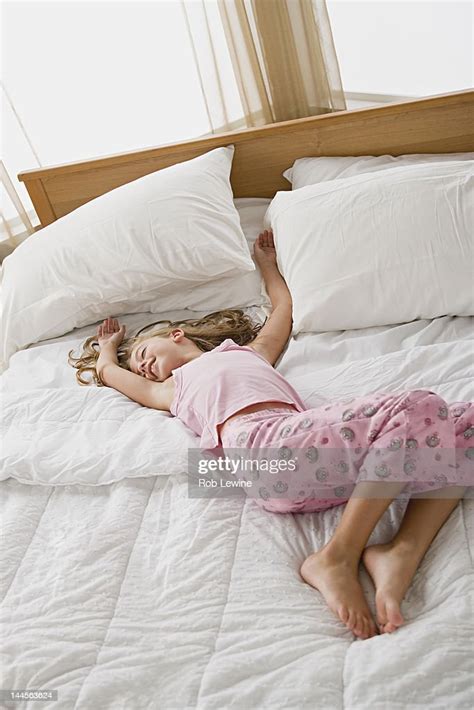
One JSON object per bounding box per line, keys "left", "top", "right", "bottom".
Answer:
{"left": 69, "top": 229, "right": 472, "bottom": 641}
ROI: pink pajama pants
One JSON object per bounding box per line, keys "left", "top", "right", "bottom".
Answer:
{"left": 219, "top": 389, "right": 473, "bottom": 514}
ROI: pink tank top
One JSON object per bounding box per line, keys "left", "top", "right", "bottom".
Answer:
{"left": 170, "top": 338, "right": 307, "bottom": 452}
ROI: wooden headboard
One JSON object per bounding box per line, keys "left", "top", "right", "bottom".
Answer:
{"left": 19, "top": 89, "right": 474, "bottom": 229}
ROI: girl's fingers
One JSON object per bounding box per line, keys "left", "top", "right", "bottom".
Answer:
{"left": 255, "top": 230, "right": 276, "bottom": 252}
{"left": 98, "top": 320, "right": 123, "bottom": 338}
{"left": 257, "top": 231, "right": 269, "bottom": 247}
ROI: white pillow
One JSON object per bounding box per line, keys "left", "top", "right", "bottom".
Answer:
{"left": 171, "top": 198, "right": 271, "bottom": 311}
{"left": 265, "top": 161, "right": 473, "bottom": 333}
{"left": 1, "top": 146, "right": 255, "bottom": 369}
{"left": 283, "top": 152, "right": 474, "bottom": 189}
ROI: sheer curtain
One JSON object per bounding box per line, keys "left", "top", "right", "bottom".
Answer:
{"left": 182, "top": 0, "right": 346, "bottom": 132}
{"left": 1, "top": 80, "right": 41, "bottom": 259}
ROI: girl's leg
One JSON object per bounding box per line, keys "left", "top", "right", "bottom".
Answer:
{"left": 362, "top": 400, "right": 472, "bottom": 632}
{"left": 223, "top": 394, "right": 472, "bottom": 639}
{"left": 301, "top": 481, "right": 405, "bottom": 640}
{"left": 363, "top": 487, "right": 465, "bottom": 633}
{"left": 300, "top": 394, "right": 472, "bottom": 639}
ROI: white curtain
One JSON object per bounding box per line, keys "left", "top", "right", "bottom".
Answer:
{"left": 0, "top": 160, "right": 36, "bottom": 260}
{"left": 1, "top": 82, "right": 41, "bottom": 258}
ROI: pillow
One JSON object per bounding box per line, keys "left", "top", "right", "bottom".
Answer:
{"left": 1, "top": 146, "right": 255, "bottom": 369}
{"left": 265, "top": 161, "right": 473, "bottom": 333}
{"left": 283, "top": 152, "right": 474, "bottom": 189}
{"left": 168, "top": 197, "right": 271, "bottom": 311}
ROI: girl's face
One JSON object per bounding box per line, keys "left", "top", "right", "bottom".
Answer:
{"left": 129, "top": 329, "right": 198, "bottom": 382}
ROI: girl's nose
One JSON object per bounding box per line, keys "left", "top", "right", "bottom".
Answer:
{"left": 140, "top": 357, "right": 155, "bottom": 377}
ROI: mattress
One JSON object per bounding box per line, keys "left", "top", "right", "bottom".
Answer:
{"left": 1, "top": 314, "right": 473, "bottom": 709}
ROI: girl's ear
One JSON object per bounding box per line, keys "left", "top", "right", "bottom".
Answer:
{"left": 169, "top": 328, "right": 185, "bottom": 341}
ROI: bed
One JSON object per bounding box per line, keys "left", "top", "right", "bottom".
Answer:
{"left": 2, "top": 90, "right": 474, "bottom": 709}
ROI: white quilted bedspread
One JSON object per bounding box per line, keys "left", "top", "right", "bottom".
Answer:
{"left": 1, "top": 314, "right": 473, "bottom": 709}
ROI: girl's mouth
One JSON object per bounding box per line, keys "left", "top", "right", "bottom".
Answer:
{"left": 144, "top": 360, "right": 156, "bottom": 379}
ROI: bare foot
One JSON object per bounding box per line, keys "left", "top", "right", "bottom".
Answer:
{"left": 300, "top": 546, "right": 378, "bottom": 639}
{"left": 362, "top": 541, "right": 422, "bottom": 633}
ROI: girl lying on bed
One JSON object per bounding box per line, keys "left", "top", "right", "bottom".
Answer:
{"left": 69, "top": 229, "right": 473, "bottom": 641}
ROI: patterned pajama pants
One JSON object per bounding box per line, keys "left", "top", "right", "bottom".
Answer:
{"left": 219, "top": 390, "right": 473, "bottom": 514}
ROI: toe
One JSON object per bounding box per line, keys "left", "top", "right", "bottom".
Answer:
{"left": 385, "top": 599, "right": 404, "bottom": 628}
{"left": 363, "top": 615, "right": 373, "bottom": 639}
{"left": 362, "top": 614, "right": 371, "bottom": 639}
{"left": 338, "top": 604, "right": 350, "bottom": 624}
{"left": 358, "top": 614, "right": 367, "bottom": 638}
{"left": 346, "top": 609, "right": 356, "bottom": 632}
{"left": 351, "top": 612, "right": 360, "bottom": 635}
{"left": 353, "top": 613, "right": 365, "bottom": 638}
{"left": 375, "top": 595, "right": 388, "bottom": 628}
{"left": 369, "top": 618, "right": 379, "bottom": 637}
{"left": 351, "top": 611, "right": 360, "bottom": 635}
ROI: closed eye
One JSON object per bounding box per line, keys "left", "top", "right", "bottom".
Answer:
{"left": 135, "top": 345, "right": 147, "bottom": 376}
{"left": 140, "top": 347, "right": 147, "bottom": 376}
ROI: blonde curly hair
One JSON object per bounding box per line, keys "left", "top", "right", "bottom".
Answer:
{"left": 68, "top": 309, "right": 264, "bottom": 386}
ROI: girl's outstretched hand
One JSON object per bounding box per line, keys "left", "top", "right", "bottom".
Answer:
{"left": 97, "top": 317, "right": 126, "bottom": 349}
{"left": 254, "top": 229, "right": 278, "bottom": 269}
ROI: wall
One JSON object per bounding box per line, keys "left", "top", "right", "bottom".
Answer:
{"left": 327, "top": 0, "right": 473, "bottom": 96}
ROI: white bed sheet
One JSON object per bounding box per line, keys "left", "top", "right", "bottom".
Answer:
{"left": 2, "top": 315, "right": 473, "bottom": 709}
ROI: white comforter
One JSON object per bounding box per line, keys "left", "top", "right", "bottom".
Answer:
{"left": 1, "top": 314, "right": 473, "bottom": 709}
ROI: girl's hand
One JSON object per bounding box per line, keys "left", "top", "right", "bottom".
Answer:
{"left": 253, "top": 229, "right": 278, "bottom": 269}
{"left": 97, "top": 317, "right": 126, "bottom": 349}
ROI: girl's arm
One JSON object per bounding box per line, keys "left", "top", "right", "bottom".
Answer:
{"left": 96, "top": 318, "right": 170, "bottom": 411}
{"left": 248, "top": 230, "right": 293, "bottom": 366}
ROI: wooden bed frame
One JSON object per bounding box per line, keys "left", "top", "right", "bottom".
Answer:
{"left": 19, "top": 89, "right": 474, "bottom": 229}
